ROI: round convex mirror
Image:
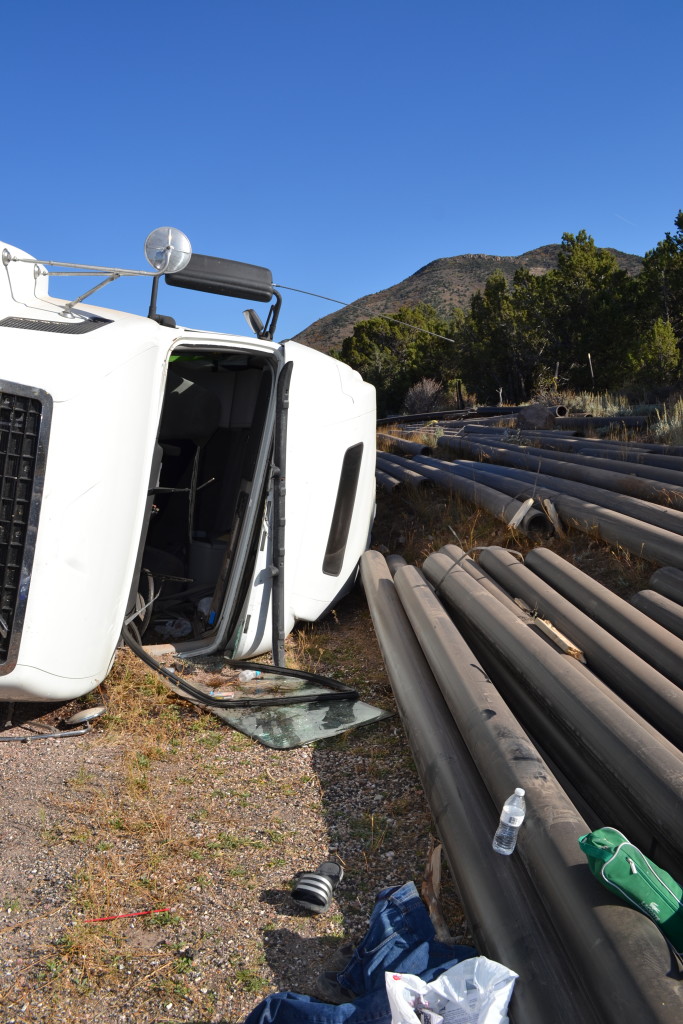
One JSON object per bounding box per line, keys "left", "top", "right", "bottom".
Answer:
{"left": 144, "top": 227, "right": 192, "bottom": 274}
{"left": 63, "top": 706, "right": 107, "bottom": 727}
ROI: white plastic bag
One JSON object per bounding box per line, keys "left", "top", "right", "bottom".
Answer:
{"left": 385, "top": 956, "right": 518, "bottom": 1024}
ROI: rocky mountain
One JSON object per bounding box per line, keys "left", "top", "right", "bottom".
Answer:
{"left": 293, "top": 244, "right": 643, "bottom": 352}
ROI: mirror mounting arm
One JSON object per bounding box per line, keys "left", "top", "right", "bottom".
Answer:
{"left": 262, "top": 288, "right": 282, "bottom": 341}
{"left": 147, "top": 274, "right": 176, "bottom": 326}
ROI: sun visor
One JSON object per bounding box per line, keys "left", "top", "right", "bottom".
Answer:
{"left": 166, "top": 253, "right": 274, "bottom": 302}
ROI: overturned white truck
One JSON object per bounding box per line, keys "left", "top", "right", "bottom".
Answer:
{"left": 0, "top": 230, "right": 376, "bottom": 702}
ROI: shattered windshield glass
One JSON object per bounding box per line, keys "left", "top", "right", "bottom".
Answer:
{"left": 156, "top": 654, "right": 392, "bottom": 749}
{"left": 209, "top": 692, "right": 392, "bottom": 749}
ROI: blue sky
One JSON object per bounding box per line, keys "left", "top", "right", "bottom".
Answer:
{"left": 3, "top": 1, "right": 682, "bottom": 339}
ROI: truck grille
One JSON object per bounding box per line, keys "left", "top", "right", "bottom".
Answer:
{"left": 0, "top": 382, "right": 52, "bottom": 672}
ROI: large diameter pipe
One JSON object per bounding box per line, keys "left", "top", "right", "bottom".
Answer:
{"left": 478, "top": 546, "right": 683, "bottom": 747}
{"left": 385, "top": 553, "right": 408, "bottom": 577}
{"left": 631, "top": 590, "right": 683, "bottom": 642}
{"left": 559, "top": 433, "right": 683, "bottom": 456}
{"left": 444, "top": 431, "right": 683, "bottom": 490}
{"left": 456, "top": 426, "right": 581, "bottom": 447}
{"left": 427, "top": 553, "right": 683, "bottom": 878}
{"left": 495, "top": 433, "right": 683, "bottom": 493}
{"left": 457, "top": 429, "right": 683, "bottom": 458}
{"left": 554, "top": 492, "right": 683, "bottom": 570}
{"left": 375, "top": 468, "right": 401, "bottom": 492}
{"left": 438, "top": 543, "right": 527, "bottom": 618}
{"left": 415, "top": 454, "right": 683, "bottom": 569}
{"left": 383, "top": 452, "right": 552, "bottom": 537}
{"left": 436, "top": 434, "right": 683, "bottom": 504}
{"left": 416, "top": 452, "right": 683, "bottom": 534}
{"left": 525, "top": 547, "right": 683, "bottom": 689}
{"left": 649, "top": 566, "right": 683, "bottom": 604}
{"left": 561, "top": 434, "right": 683, "bottom": 458}
{"left": 437, "top": 542, "right": 651, "bottom": 694}
{"left": 467, "top": 405, "right": 567, "bottom": 417}
{"left": 359, "top": 550, "right": 595, "bottom": 1024}
{"left": 460, "top": 414, "right": 518, "bottom": 426}
{"left": 439, "top": 542, "right": 612, "bottom": 667}
{"left": 533, "top": 434, "right": 664, "bottom": 453}
{"left": 437, "top": 542, "right": 683, "bottom": 730}
{"left": 393, "top": 564, "right": 683, "bottom": 1023}
{"left": 376, "top": 453, "right": 426, "bottom": 487}
{"left": 438, "top": 430, "right": 683, "bottom": 497}
{"left": 422, "top": 551, "right": 683, "bottom": 857}
{"left": 552, "top": 415, "right": 650, "bottom": 430}
{"left": 377, "top": 409, "right": 467, "bottom": 426}
{"left": 376, "top": 432, "right": 433, "bottom": 456}
{"left": 425, "top": 459, "right": 683, "bottom": 575}
{"left": 572, "top": 445, "right": 683, "bottom": 471}
{"left": 428, "top": 453, "right": 577, "bottom": 503}
{"left": 457, "top": 610, "right": 681, "bottom": 874}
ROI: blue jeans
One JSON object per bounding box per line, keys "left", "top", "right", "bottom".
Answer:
{"left": 242, "top": 882, "right": 477, "bottom": 1024}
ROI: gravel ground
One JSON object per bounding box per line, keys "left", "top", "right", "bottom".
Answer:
{"left": 0, "top": 588, "right": 467, "bottom": 1024}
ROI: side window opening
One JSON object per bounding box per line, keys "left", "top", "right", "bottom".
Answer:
{"left": 323, "top": 443, "right": 364, "bottom": 577}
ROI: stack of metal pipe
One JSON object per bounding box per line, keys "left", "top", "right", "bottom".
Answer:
{"left": 376, "top": 429, "right": 683, "bottom": 567}
{"left": 360, "top": 544, "right": 683, "bottom": 1024}
{"left": 376, "top": 450, "right": 553, "bottom": 538}
{"left": 376, "top": 405, "right": 563, "bottom": 428}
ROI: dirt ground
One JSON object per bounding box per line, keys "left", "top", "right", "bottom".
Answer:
{"left": 0, "top": 588, "right": 468, "bottom": 1024}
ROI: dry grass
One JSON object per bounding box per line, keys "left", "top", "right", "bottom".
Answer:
{"left": 650, "top": 394, "right": 683, "bottom": 445}
{"left": 10, "top": 668, "right": 296, "bottom": 1016}
{"left": 100, "top": 655, "right": 189, "bottom": 745}
{"left": 552, "top": 387, "right": 683, "bottom": 443}
{"left": 560, "top": 390, "right": 634, "bottom": 417}
{"left": 376, "top": 422, "right": 444, "bottom": 450}
{"left": 372, "top": 486, "right": 513, "bottom": 566}
{"left": 2, "top": 599, "right": 467, "bottom": 1024}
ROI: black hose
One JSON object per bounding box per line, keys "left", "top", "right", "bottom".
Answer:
{"left": 122, "top": 626, "right": 358, "bottom": 708}
{"left": 0, "top": 725, "right": 93, "bottom": 742}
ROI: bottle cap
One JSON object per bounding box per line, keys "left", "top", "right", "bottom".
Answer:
{"left": 514, "top": 788, "right": 525, "bottom": 796}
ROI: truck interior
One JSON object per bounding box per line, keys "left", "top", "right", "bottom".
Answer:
{"left": 129, "top": 347, "right": 277, "bottom": 647}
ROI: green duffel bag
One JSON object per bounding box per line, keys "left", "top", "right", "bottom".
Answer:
{"left": 579, "top": 826, "right": 683, "bottom": 953}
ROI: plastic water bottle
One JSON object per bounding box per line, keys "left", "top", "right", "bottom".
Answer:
{"left": 238, "top": 669, "right": 262, "bottom": 682}
{"left": 492, "top": 788, "right": 526, "bottom": 855}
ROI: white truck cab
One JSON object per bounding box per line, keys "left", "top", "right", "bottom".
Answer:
{"left": 0, "top": 231, "right": 376, "bottom": 701}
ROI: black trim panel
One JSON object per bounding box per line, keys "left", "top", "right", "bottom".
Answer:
{"left": 323, "top": 442, "right": 364, "bottom": 577}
